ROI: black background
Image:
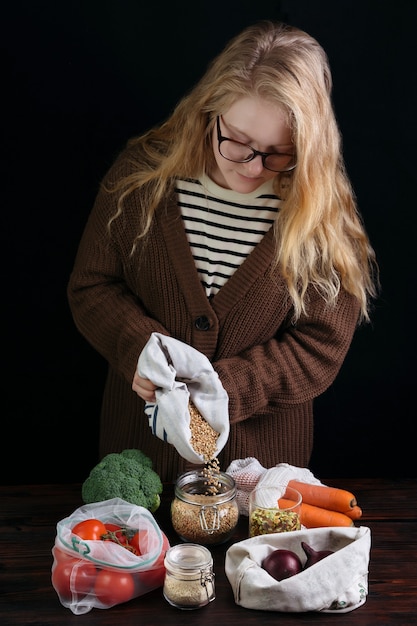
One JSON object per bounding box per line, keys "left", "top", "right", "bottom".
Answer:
{"left": 3, "top": 1, "right": 416, "bottom": 485}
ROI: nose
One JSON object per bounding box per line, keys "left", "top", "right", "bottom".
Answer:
{"left": 245, "top": 154, "right": 265, "bottom": 175}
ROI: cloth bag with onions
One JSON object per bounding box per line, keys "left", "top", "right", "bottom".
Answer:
{"left": 225, "top": 525, "right": 371, "bottom": 613}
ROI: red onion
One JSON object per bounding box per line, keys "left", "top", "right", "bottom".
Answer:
{"left": 301, "top": 541, "right": 334, "bottom": 568}
{"left": 261, "top": 549, "right": 303, "bottom": 581}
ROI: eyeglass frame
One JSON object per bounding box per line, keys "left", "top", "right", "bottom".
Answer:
{"left": 216, "top": 115, "right": 297, "bottom": 173}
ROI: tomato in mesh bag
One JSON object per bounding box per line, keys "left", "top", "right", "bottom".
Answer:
{"left": 51, "top": 497, "right": 171, "bottom": 614}
{"left": 51, "top": 547, "right": 97, "bottom": 601}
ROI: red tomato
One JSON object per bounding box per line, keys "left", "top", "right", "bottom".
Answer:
{"left": 72, "top": 518, "right": 108, "bottom": 541}
{"left": 134, "top": 531, "right": 169, "bottom": 591}
{"left": 104, "top": 523, "right": 123, "bottom": 533}
{"left": 53, "top": 546, "right": 78, "bottom": 564}
{"left": 129, "top": 529, "right": 170, "bottom": 564}
{"left": 94, "top": 569, "right": 135, "bottom": 606}
{"left": 155, "top": 531, "right": 170, "bottom": 567}
{"left": 52, "top": 552, "right": 96, "bottom": 601}
{"left": 129, "top": 530, "right": 148, "bottom": 556}
{"left": 136, "top": 565, "right": 165, "bottom": 591}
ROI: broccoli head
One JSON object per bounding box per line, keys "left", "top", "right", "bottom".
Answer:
{"left": 81, "top": 449, "right": 163, "bottom": 512}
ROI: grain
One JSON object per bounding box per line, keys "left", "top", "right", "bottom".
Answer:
{"left": 171, "top": 495, "right": 239, "bottom": 544}
{"left": 163, "top": 544, "right": 215, "bottom": 608}
{"left": 188, "top": 401, "right": 221, "bottom": 495}
{"left": 163, "top": 576, "right": 214, "bottom": 608}
{"left": 188, "top": 401, "right": 219, "bottom": 461}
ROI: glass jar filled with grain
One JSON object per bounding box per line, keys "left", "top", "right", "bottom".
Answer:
{"left": 171, "top": 469, "right": 239, "bottom": 545}
{"left": 163, "top": 543, "right": 215, "bottom": 610}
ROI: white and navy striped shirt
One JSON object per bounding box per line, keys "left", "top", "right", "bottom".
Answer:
{"left": 176, "top": 174, "right": 281, "bottom": 297}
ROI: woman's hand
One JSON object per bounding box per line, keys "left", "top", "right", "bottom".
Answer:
{"left": 132, "top": 372, "right": 157, "bottom": 402}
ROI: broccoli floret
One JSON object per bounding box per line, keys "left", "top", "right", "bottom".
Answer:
{"left": 81, "top": 449, "right": 163, "bottom": 512}
{"left": 120, "top": 448, "right": 153, "bottom": 469}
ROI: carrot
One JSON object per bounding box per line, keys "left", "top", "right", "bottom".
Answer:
{"left": 279, "top": 498, "right": 354, "bottom": 528}
{"left": 288, "top": 480, "right": 357, "bottom": 512}
{"left": 343, "top": 505, "right": 363, "bottom": 521}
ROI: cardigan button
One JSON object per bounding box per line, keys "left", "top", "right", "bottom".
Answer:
{"left": 194, "top": 315, "right": 210, "bottom": 331}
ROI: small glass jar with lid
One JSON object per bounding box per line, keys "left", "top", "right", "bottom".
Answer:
{"left": 170, "top": 469, "right": 239, "bottom": 545}
{"left": 163, "top": 543, "right": 215, "bottom": 610}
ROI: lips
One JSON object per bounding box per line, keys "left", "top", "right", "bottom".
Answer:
{"left": 236, "top": 172, "right": 264, "bottom": 184}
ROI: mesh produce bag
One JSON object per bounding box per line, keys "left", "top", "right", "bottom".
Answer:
{"left": 51, "top": 498, "right": 170, "bottom": 614}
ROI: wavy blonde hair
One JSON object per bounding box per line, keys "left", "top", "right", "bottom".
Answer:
{"left": 107, "top": 20, "right": 379, "bottom": 323}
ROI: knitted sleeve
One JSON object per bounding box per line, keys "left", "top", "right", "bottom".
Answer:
{"left": 67, "top": 152, "right": 169, "bottom": 384}
{"left": 213, "top": 285, "right": 360, "bottom": 424}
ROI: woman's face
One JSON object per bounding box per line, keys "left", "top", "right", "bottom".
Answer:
{"left": 210, "top": 96, "right": 294, "bottom": 193}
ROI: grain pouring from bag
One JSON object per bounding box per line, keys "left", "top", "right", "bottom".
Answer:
{"left": 171, "top": 404, "right": 239, "bottom": 545}
{"left": 188, "top": 401, "right": 222, "bottom": 494}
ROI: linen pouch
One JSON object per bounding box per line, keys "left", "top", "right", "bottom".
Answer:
{"left": 51, "top": 498, "right": 170, "bottom": 614}
{"left": 138, "top": 332, "right": 229, "bottom": 463}
{"left": 225, "top": 526, "right": 371, "bottom": 613}
{"left": 226, "top": 458, "right": 324, "bottom": 515}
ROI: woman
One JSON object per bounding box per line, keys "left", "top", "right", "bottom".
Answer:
{"left": 68, "top": 21, "right": 378, "bottom": 482}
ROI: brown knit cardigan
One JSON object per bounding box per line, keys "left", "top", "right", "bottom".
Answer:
{"left": 67, "top": 151, "right": 361, "bottom": 483}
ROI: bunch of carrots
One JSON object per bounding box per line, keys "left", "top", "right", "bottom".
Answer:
{"left": 279, "top": 480, "right": 362, "bottom": 528}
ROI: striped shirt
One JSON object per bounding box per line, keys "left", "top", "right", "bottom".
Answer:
{"left": 176, "top": 174, "right": 281, "bottom": 297}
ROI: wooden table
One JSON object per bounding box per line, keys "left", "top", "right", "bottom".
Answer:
{"left": 1, "top": 478, "right": 416, "bottom": 625}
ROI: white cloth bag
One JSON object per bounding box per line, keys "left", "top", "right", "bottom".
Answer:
{"left": 226, "top": 458, "right": 324, "bottom": 515}
{"left": 138, "top": 332, "right": 229, "bottom": 464}
{"left": 225, "top": 526, "right": 371, "bottom": 613}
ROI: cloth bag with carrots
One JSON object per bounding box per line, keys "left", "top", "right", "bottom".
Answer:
{"left": 226, "top": 458, "right": 362, "bottom": 526}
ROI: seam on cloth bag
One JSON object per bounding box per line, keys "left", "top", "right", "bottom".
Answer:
{"left": 234, "top": 559, "right": 258, "bottom": 604}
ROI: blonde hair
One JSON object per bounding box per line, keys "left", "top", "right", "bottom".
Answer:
{"left": 107, "top": 20, "right": 379, "bottom": 323}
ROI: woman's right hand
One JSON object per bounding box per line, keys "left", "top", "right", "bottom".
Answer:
{"left": 132, "top": 372, "right": 157, "bottom": 402}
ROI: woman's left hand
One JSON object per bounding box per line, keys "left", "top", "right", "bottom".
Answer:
{"left": 132, "top": 372, "right": 157, "bottom": 402}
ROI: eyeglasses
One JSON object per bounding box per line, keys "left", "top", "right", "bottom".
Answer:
{"left": 216, "top": 116, "right": 296, "bottom": 173}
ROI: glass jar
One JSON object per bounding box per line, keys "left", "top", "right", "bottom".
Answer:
{"left": 171, "top": 470, "right": 239, "bottom": 545}
{"left": 163, "top": 543, "right": 215, "bottom": 610}
{"left": 248, "top": 484, "right": 302, "bottom": 537}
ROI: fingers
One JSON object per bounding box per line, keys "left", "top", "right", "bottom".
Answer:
{"left": 132, "top": 372, "right": 157, "bottom": 402}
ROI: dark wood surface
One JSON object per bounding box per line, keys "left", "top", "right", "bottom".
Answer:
{"left": 1, "top": 478, "right": 416, "bottom": 625}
